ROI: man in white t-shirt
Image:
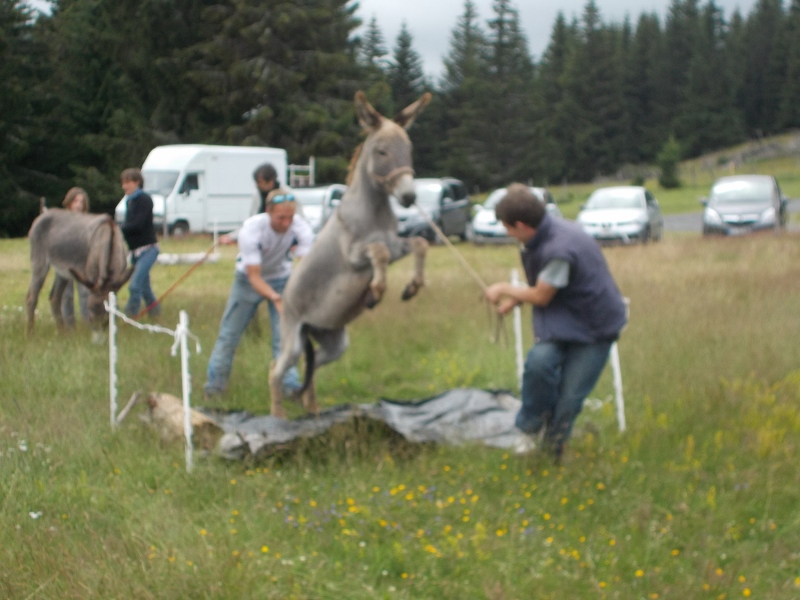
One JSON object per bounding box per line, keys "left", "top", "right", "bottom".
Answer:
{"left": 205, "top": 189, "right": 314, "bottom": 399}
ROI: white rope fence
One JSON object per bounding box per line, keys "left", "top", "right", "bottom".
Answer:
{"left": 105, "top": 291, "right": 202, "bottom": 472}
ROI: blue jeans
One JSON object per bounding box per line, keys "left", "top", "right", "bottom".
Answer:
{"left": 516, "top": 340, "right": 612, "bottom": 456}
{"left": 125, "top": 246, "right": 160, "bottom": 317}
{"left": 205, "top": 271, "right": 301, "bottom": 395}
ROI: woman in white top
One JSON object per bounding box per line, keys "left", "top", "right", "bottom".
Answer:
{"left": 205, "top": 189, "right": 314, "bottom": 398}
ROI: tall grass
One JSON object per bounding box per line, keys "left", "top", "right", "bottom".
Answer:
{"left": 2, "top": 232, "right": 800, "bottom": 599}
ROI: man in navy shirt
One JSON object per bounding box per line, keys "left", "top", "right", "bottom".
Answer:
{"left": 485, "top": 184, "right": 627, "bottom": 462}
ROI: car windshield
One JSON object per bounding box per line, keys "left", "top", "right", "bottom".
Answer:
{"left": 290, "top": 189, "right": 324, "bottom": 207}
{"left": 483, "top": 189, "right": 508, "bottom": 210}
{"left": 585, "top": 189, "right": 643, "bottom": 210}
{"left": 711, "top": 180, "right": 772, "bottom": 205}
{"left": 142, "top": 171, "right": 179, "bottom": 196}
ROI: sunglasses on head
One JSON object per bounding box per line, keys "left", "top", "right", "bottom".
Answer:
{"left": 270, "top": 193, "right": 295, "bottom": 204}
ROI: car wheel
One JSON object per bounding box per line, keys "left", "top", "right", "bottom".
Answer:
{"left": 640, "top": 226, "right": 650, "bottom": 245}
{"left": 463, "top": 223, "right": 474, "bottom": 243}
{"left": 170, "top": 220, "right": 190, "bottom": 237}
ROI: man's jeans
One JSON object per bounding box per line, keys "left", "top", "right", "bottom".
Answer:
{"left": 205, "top": 271, "right": 301, "bottom": 395}
{"left": 125, "top": 245, "right": 160, "bottom": 317}
{"left": 516, "top": 340, "right": 612, "bottom": 455}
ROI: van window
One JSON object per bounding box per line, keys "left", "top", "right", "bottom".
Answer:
{"left": 179, "top": 174, "right": 200, "bottom": 194}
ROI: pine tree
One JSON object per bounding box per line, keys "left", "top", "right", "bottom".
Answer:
{"left": 438, "top": 0, "right": 490, "bottom": 185}
{"left": 625, "top": 13, "right": 662, "bottom": 163}
{"left": 186, "top": 0, "right": 363, "bottom": 181}
{"left": 739, "top": 0, "right": 786, "bottom": 135}
{"left": 481, "top": 0, "right": 535, "bottom": 186}
{"left": 387, "top": 22, "right": 426, "bottom": 112}
{"left": 672, "top": 2, "right": 744, "bottom": 156}
{"left": 533, "top": 12, "right": 578, "bottom": 182}
{"left": 779, "top": 0, "right": 800, "bottom": 128}
{"left": 0, "top": 0, "right": 42, "bottom": 235}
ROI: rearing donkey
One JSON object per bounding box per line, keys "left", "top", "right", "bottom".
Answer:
{"left": 26, "top": 209, "right": 133, "bottom": 334}
{"left": 268, "top": 91, "right": 432, "bottom": 418}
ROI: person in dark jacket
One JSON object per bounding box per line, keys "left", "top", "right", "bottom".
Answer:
{"left": 119, "top": 167, "right": 160, "bottom": 317}
{"left": 485, "top": 184, "right": 627, "bottom": 461}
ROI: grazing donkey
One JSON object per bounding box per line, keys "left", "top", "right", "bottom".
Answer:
{"left": 26, "top": 209, "right": 133, "bottom": 333}
{"left": 268, "top": 91, "right": 432, "bottom": 418}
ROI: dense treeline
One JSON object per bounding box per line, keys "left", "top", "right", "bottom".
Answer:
{"left": 2, "top": 0, "right": 799, "bottom": 236}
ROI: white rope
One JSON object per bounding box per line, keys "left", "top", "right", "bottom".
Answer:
{"left": 103, "top": 300, "right": 201, "bottom": 354}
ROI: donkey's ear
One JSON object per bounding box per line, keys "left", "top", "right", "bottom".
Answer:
{"left": 69, "top": 268, "right": 95, "bottom": 290}
{"left": 394, "top": 92, "right": 432, "bottom": 130}
{"left": 355, "top": 91, "right": 384, "bottom": 130}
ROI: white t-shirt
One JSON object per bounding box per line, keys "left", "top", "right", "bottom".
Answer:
{"left": 234, "top": 212, "right": 314, "bottom": 280}
{"left": 538, "top": 259, "right": 570, "bottom": 288}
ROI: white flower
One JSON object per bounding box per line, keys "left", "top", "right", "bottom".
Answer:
{"left": 29, "top": 511, "right": 42, "bottom": 519}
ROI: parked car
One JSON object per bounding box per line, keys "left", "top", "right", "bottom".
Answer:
{"left": 701, "top": 174, "right": 787, "bottom": 236}
{"left": 577, "top": 186, "right": 663, "bottom": 244}
{"left": 291, "top": 184, "right": 347, "bottom": 233}
{"left": 469, "top": 186, "right": 562, "bottom": 244}
{"left": 390, "top": 177, "right": 471, "bottom": 242}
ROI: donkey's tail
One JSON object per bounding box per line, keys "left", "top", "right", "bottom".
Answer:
{"left": 299, "top": 329, "right": 315, "bottom": 394}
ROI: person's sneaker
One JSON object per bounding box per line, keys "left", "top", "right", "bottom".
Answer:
{"left": 203, "top": 388, "right": 223, "bottom": 402}
{"left": 512, "top": 432, "right": 537, "bottom": 455}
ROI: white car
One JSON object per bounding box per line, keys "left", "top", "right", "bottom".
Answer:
{"left": 291, "top": 184, "right": 347, "bottom": 233}
{"left": 577, "top": 186, "right": 663, "bottom": 244}
{"left": 470, "top": 187, "right": 562, "bottom": 244}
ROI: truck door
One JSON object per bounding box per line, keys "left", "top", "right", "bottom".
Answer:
{"left": 174, "top": 172, "right": 204, "bottom": 233}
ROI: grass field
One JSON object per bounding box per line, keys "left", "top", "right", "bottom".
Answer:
{"left": 2, "top": 228, "right": 800, "bottom": 599}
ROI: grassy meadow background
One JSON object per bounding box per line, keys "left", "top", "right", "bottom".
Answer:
{"left": 3, "top": 174, "right": 800, "bottom": 597}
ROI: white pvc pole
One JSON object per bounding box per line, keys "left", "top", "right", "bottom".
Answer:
{"left": 179, "top": 310, "right": 194, "bottom": 473}
{"left": 109, "top": 292, "right": 118, "bottom": 429}
{"left": 610, "top": 341, "right": 626, "bottom": 432}
{"left": 511, "top": 269, "right": 524, "bottom": 391}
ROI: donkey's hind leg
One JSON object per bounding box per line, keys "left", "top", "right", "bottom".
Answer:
{"left": 302, "top": 328, "right": 350, "bottom": 415}
{"left": 49, "top": 274, "right": 72, "bottom": 329}
{"left": 25, "top": 259, "right": 51, "bottom": 334}
{"left": 400, "top": 236, "right": 428, "bottom": 300}
{"left": 269, "top": 325, "right": 306, "bottom": 419}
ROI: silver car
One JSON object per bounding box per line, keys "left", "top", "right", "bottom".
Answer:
{"left": 702, "top": 175, "right": 787, "bottom": 236}
{"left": 291, "top": 184, "right": 347, "bottom": 233}
{"left": 577, "top": 186, "right": 663, "bottom": 244}
{"left": 469, "top": 187, "right": 562, "bottom": 244}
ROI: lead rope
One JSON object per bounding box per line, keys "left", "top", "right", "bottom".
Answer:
{"left": 135, "top": 239, "right": 220, "bottom": 319}
{"left": 412, "top": 204, "right": 509, "bottom": 345}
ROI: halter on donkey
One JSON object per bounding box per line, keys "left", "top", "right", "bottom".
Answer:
{"left": 268, "top": 91, "right": 432, "bottom": 419}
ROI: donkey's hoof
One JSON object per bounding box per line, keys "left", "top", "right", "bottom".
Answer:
{"left": 401, "top": 281, "right": 422, "bottom": 301}
{"left": 364, "top": 290, "right": 380, "bottom": 309}
{"left": 270, "top": 405, "right": 287, "bottom": 420}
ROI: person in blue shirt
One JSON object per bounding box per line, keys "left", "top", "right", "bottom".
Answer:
{"left": 485, "top": 184, "right": 627, "bottom": 462}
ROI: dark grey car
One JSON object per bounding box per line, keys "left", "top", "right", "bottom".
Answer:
{"left": 702, "top": 175, "right": 787, "bottom": 236}
{"left": 391, "top": 177, "right": 471, "bottom": 242}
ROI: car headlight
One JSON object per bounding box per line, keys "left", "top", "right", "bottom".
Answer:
{"left": 759, "top": 206, "right": 776, "bottom": 224}
{"left": 704, "top": 208, "right": 723, "bottom": 226}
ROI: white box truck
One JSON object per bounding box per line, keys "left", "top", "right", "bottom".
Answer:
{"left": 114, "top": 144, "right": 288, "bottom": 234}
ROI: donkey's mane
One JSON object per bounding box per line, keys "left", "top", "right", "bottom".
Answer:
{"left": 345, "top": 143, "right": 363, "bottom": 187}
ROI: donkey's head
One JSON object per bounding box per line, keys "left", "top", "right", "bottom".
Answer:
{"left": 355, "top": 91, "right": 431, "bottom": 207}
{"left": 71, "top": 266, "right": 135, "bottom": 324}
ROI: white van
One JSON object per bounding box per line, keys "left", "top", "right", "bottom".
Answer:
{"left": 114, "top": 144, "right": 288, "bottom": 234}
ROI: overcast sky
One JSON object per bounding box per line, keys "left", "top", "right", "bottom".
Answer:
{"left": 354, "top": 0, "right": 760, "bottom": 81}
